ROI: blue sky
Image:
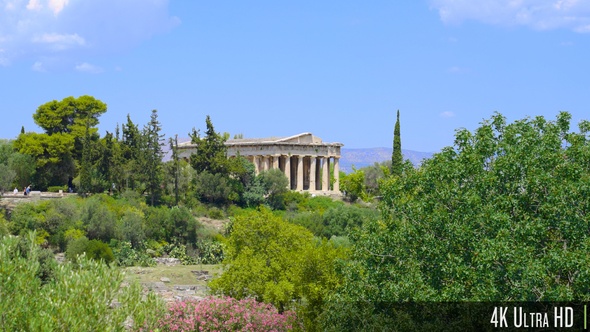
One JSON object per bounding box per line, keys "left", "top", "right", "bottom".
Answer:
{"left": 1, "top": 0, "right": 589, "bottom": 152}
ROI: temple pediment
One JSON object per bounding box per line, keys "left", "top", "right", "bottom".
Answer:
{"left": 225, "top": 132, "right": 336, "bottom": 146}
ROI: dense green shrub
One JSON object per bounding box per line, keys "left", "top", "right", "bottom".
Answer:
{"left": 210, "top": 208, "right": 347, "bottom": 319}
{"left": 118, "top": 209, "right": 146, "bottom": 248}
{"left": 144, "top": 206, "right": 169, "bottom": 241}
{"left": 165, "top": 206, "right": 198, "bottom": 244}
{"left": 206, "top": 206, "right": 224, "bottom": 219}
{"left": 164, "top": 242, "right": 199, "bottom": 265}
{"left": 0, "top": 233, "right": 164, "bottom": 330}
{"left": 194, "top": 171, "right": 235, "bottom": 204}
{"left": 111, "top": 240, "right": 156, "bottom": 267}
{"left": 195, "top": 239, "right": 224, "bottom": 264}
{"left": 66, "top": 236, "right": 114, "bottom": 265}
{"left": 9, "top": 201, "right": 51, "bottom": 235}
{"left": 81, "top": 196, "right": 117, "bottom": 242}
{"left": 284, "top": 211, "right": 323, "bottom": 236}
{"left": 47, "top": 185, "right": 67, "bottom": 192}
{"left": 0, "top": 214, "right": 9, "bottom": 237}
{"left": 284, "top": 204, "right": 378, "bottom": 239}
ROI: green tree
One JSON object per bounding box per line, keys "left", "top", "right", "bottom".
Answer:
{"left": 323, "top": 112, "right": 590, "bottom": 328}
{"left": 0, "top": 164, "right": 16, "bottom": 194}
{"left": 13, "top": 96, "right": 107, "bottom": 190}
{"left": 339, "top": 167, "right": 366, "bottom": 202}
{"left": 210, "top": 209, "right": 313, "bottom": 311}
{"left": 121, "top": 114, "right": 142, "bottom": 191}
{"left": 210, "top": 208, "right": 346, "bottom": 321}
{"left": 94, "top": 132, "right": 118, "bottom": 193}
{"left": 8, "top": 153, "right": 36, "bottom": 189}
{"left": 79, "top": 121, "right": 93, "bottom": 194}
{"left": 189, "top": 115, "right": 229, "bottom": 175}
{"left": 81, "top": 196, "right": 117, "bottom": 243}
{"left": 14, "top": 132, "right": 76, "bottom": 190}
{"left": 143, "top": 110, "right": 165, "bottom": 205}
{"left": 118, "top": 210, "right": 146, "bottom": 248}
{"left": 169, "top": 135, "right": 180, "bottom": 206}
{"left": 194, "top": 171, "right": 235, "bottom": 204}
{"left": 391, "top": 110, "right": 402, "bottom": 176}
{"left": 362, "top": 161, "right": 389, "bottom": 196}
{"left": 259, "top": 168, "right": 289, "bottom": 209}
{"left": 32, "top": 95, "right": 107, "bottom": 159}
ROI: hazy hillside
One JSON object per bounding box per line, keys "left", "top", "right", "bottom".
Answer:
{"left": 339, "top": 147, "right": 433, "bottom": 173}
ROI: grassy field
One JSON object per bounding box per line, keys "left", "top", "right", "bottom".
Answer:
{"left": 123, "top": 264, "right": 222, "bottom": 286}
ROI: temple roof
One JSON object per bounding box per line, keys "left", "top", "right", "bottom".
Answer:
{"left": 178, "top": 132, "right": 343, "bottom": 147}
{"left": 227, "top": 133, "right": 343, "bottom": 146}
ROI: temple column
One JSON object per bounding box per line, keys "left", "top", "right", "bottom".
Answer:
{"left": 272, "top": 155, "right": 279, "bottom": 170}
{"left": 296, "top": 155, "right": 304, "bottom": 191}
{"left": 253, "top": 156, "right": 260, "bottom": 175}
{"left": 315, "top": 157, "right": 321, "bottom": 190}
{"left": 333, "top": 157, "right": 340, "bottom": 192}
{"left": 283, "top": 156, "right": 291, "bottom": 189}
{"left": 309, "top": 156, "right": 316, "bottom": 192}
{"left": 263, "top": 156, "right": 270, "bottom": 171}
{"left": 322, "top": 157, "right": 329, "bottom": 191}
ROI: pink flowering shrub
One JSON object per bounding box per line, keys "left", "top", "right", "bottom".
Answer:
{"left": 156, "top": 296, "right": 299, "bottom": 331}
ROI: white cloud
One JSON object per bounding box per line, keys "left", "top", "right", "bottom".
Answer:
{"left": 32, "top": 32, "right": 85, "bottom": 50}
{"left": 26, "top": 0, "right": 42, "bottom": 11}
{"left": 0, "top": 0, "right": 179, "bottom": 70}
{"left": 75, "top": 62, "right": 102, "bottom": 74}
{"left": 31, "top": 60, "right": 45, "bottom": 71}
{"left": 440, "top": 111, "right": 455, "bottom": 118}
{"left": 431, "top": 0, "right": 590, "bottom": 32}
{"left": 48, "top": 0, "right": 67, "bottom": 15}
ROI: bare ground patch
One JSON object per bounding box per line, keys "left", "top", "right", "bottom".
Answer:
{"left": 123, "top": 264, "right": 222, "bottom": 302}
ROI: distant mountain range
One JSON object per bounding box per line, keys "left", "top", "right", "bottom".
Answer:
{"left": 339, "top": 148, "right": 433, "bottom": 173}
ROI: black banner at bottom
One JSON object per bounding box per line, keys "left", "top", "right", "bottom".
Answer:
{"left": 321, "top": 302, "right": 589, "bottom": 331}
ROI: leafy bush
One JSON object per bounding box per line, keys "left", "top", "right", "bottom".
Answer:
{"left": 207, "top": 206, "right": 225, "bottom": 220}
{"left": 66, "top": 237, "right": 114, "bottom": 265}
{"left": 47, "top": 185, "right": 67, "bottom": 193}
{"left": 195, "top": 239, "right": 224, "bottom": 264}
{"left": 340, "top": 168, "right": 366, "bottom": 202}
{"left": 164, "top": 242, "right": 199, "bottom": 265}
{"left": 118, "top": 209, "right": 146, "bottom": 248}
{"left": 9, "top": 201, "right": 51, "bottom": 235}
{"left": 194, "top": 171, "right": 235, "bottom": 204}
{"left": 157, "top": 296, "right": 298, "bottom": 332}
{"left": 111, "top": 240, "right": 156, "bottom": 267}
{"left": 0, "top": 214, "right": 9, "bottom": 237}
{"left": 0, "top": 233, "right": 165, "bottom": 330}
{"left": 81, "top": 196, "right": 116, "bottom": 242}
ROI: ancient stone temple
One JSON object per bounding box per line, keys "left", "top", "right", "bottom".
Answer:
{"left": 177, "top": 133, "right": 343, "bottom": 193}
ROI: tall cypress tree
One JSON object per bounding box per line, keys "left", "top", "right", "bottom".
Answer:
{"left": 144, "top": 109, "right": 164, "bottom": 205}
{"left": 391, "top": 110, "right": 403, "bottom": 176}
{"left": 79, "top": 120, "right": 92, "bottom": 195}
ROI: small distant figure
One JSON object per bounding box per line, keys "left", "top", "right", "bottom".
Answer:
{"left": 13, "top": 188, "right": 18, "bottom": 194}
{"left": 23, "top": 187, "right": 27, "bottom": 196}
{"left": 68, "top": 187, "right": 73, "bottom": 193}
{"left": 26, "top": 185, "right": 31, "bottom": 195}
